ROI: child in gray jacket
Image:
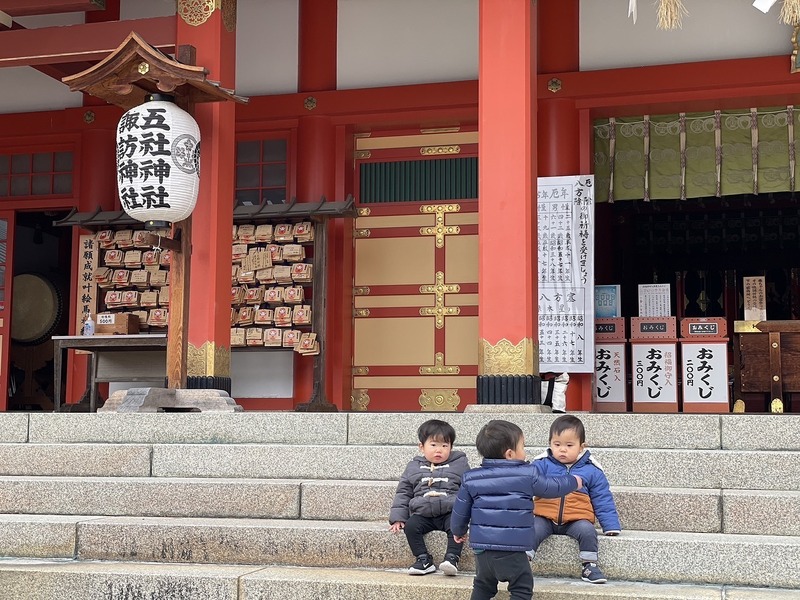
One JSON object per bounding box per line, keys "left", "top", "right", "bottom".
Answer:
{"left": 389, "top": 419, "right": 469, "bottom": 576}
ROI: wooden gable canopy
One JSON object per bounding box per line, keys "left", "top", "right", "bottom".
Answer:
{"left": 61, "top": 31, "right": 247, "bottom": 109}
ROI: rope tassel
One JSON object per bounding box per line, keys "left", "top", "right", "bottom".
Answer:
{"left": 780, "top": 0, "right": 800, "bottom": 26}
{"left": 656, "top": 0, "right": 688, "bottom": 30}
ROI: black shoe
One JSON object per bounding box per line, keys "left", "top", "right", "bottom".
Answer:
{"left": 438, "top": 553, "right": 460, "bottom": 576}
{"left": 408, "top": 553, "right": 436, "bottom": 575}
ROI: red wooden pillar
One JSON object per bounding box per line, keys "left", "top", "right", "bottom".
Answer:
{"left": 537, "top": 0, "right": 591, "bottom": 411}
{"left": 477, "top": 0, "right": 540, "bottom": 401}
{"left": 294, "top": 0, "right": 348, "bottom": 409}
{"left": 176, "top": 2, "right": 236, "bottom": 392}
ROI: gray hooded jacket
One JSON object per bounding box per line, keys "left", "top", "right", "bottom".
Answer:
{"left": 389, "top": 450, "right": 469, "bottom": 523}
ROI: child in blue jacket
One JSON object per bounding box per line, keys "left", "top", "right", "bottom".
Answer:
{"left": 451, "top": 419, "right": 581, "bottom": 600}
{"left": 529, "top": 415, "right": 621, "bottom": 584}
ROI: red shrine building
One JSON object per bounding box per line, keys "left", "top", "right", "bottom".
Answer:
{"left": 0, "top": 0, "right": 799, "bottom": 414}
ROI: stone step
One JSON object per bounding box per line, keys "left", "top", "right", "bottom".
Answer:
{"left": 0, "top": 560, "right": 794, "bottom": 600}
{"left": 0, "top": 476, "right": 301, "bottom": 519}
{"left": 150, "top": 444, "right": 800, "bottom": 491}
{"left": 0, "top": 515, "right": 788, "bottom": 589}
{"left": 1, "top": 441, "right": 797, "bottom": 493}
{"left": 2, "top": 477, "right": 798, "bottom": 537}
{"left": 0, "top": 443, "right": 151, "bottom": 477}
{"left": 7, "top": 412, "right": 799, "bottom": 452}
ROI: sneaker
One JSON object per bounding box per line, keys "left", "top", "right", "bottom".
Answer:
{"left": 408, "top": 553, "right": 436, "bottom": 575}
{"left": 581, "top": 562, "right": 607, "bottom": 584}
{"left": 438, "top": 553, "right": 460, "bottom": 576}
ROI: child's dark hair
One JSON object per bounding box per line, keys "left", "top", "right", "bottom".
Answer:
{"left": 417, "top": 419, "right": 456, "bottom": 445}
{"left": 476, "top": 419, "right": 524, "bottom": 459}
{"left": 549, "top": 415, "right": 586, "bottom": 444}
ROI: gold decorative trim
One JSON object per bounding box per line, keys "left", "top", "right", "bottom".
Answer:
{"left": 137, "top": 62, "right": 149, "bottom": 75}
{"left": 304, "top": 96, "right": 317, "bottom": 111}
{"left": 420, "top": 127, "right": 461, "bottom": 134}
{"left": 351, "top": 389, "right": 370, "bottom": 411}
{"left": 352, "top": 367, "right": 369, "bottom": 376}
{"left": 188, "top": 341, "right": 231, "bottom": 377}
{"left": 547, "top": 78, "right": 562, "bottom": 93}
{"left": 354, "top": 228, "right": 371, "bottom": 238}
{"left": 419, "top": 389, "right": 461, "bottom": 412}
{"left": 353, "top": 287, "right": 371, "bottom": 296}
{"left": 420, "top": 352, "right": 460, "bottom": 375}
{"left": 732, "top": 399, "right": 746, "bottom": 413}
{"left": 354, "top": 309, "right": 371, "bottom": 318}
{"left": 83, "top": 111, "right": 95, "bottom": 124}
{"left": 354, "top": 150, "right": 372, "bottom": 160}
{"left": 419, "top": 271, "right": 460, "bottom": 329}
{"left": 419, "top": 203, "right": 461, "bottom": 248}
{"left": 357, "top": 207, "right": 371, "bottom": 216}
{"left": 733, "top": 320, "right": 762, "bottom": 333}
{"left": 178, "top": 0, "right": 215, "bottom": 26}
{"left": 771, "top": 398, "right": 784, "bottom": 413}
{"left": 420, "top": 145, "right": 460, "bottom": 156}
{"left": 221, "top": 0, "right": 237, "bottom": 32}
{"left": 479, "top": 338, "right": 536, "bottom": 376}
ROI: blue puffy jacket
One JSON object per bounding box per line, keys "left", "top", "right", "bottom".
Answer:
{"left": 450, "top": 459, "right": 578, "bottom": 552}
{"left": 533, "top": 449, "right": 622, "bottom": 534}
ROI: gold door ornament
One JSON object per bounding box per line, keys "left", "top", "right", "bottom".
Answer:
{"left": 351, "top": 389, "right": 371, "bottom": 411}
{"left": 419, "top": 271, "right": 460, "bottom": 329}
{"left": 419, "top": 203, "right": 461, "bottom": 248}
{"left": 419, "top": 389, "right": 460, "bottom": 412}
{"left": 479, "top": 338, "right": 537, "bottom": 376}
{"left": 419, "top": 352, "right": 460, "bottom": 375}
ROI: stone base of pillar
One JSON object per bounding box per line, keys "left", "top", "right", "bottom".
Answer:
{"left": 465, "top": 403, "right": 552, "bottom": 414}
{"left": 98, "top": 388, "right": 243, "bottom": 413}
{"left": 476, "top": 374, "right": 544, "bottom": 405}
{"left": 187, "top": 376, "right": 232, "bottom": 395}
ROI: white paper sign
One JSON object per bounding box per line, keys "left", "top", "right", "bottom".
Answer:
{"left": 632, "top": 342, "right": 678, "bottom": 404}
{"left": 638, "top": 283, "right": 671, "bottom": 317}
{"left": 537, "top": 175, "right": 595, "bottom": 373}
{"left": 743, "top": 276, "right": 767, "bottom": 321}
{"left": 682, "top": 342, "right": 729, "bottom": 404}
{"left": 594, "top": 342, "right": 627, "bottom": 404}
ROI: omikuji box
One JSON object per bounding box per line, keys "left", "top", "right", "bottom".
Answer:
{"left": 95, "top": 312, "right": 140, "bottom": 335}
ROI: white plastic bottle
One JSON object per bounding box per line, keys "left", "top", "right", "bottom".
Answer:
{"left": 83, "top": 314, "right": 95, "bottom": 336}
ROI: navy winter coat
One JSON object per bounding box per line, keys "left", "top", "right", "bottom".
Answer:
{"left": 389, "top": 450, "right": 469, "bottom": 522}
{"left": 450, "top": 459, "right": 578, "bottom": 552}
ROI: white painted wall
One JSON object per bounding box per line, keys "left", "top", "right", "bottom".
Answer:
{"left": 0, "top": 1, "right": 795, "bottom": 115}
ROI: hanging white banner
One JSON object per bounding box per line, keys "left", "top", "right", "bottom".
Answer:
{"left": 537, "top": 175, "right": 595, "bottom": 373}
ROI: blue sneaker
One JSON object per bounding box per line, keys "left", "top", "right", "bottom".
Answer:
{"left": 581, "top": 562, "right": 607, "bottom": 584}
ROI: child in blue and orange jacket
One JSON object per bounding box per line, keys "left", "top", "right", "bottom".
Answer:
{"left": 529, "top": 414, "right": 621, "bottom": 584}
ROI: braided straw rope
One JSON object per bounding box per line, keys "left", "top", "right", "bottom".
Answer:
{"left": 656, "top": 0, "right": 688, "bottom": 30}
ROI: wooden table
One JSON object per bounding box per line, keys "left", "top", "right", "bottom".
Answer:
{"left": 52, "top": 334, "right": 167, "bottom": 412}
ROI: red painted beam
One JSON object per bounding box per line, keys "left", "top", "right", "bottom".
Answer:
{"left": 0, "top": 15, "right": 175, "bottom": 67}
{"left": 0, "top": 18, "right": 95, "bottom": 80}
{"left": 0, "top": 0, "right": 105, "bottom": 17}
{"left": 538, "top": 55, "right": 800, "bottom": 116}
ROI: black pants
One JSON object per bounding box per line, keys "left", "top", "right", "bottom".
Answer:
{"left": 404, "top": 513, "right": 463, "bottom": 558}
{"left": 471, "top": 551, "right": 533, "bottom": 600}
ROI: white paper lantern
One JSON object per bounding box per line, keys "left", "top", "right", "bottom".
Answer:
{"left": 116, "top": 94, "right": 200, "bottom": 224}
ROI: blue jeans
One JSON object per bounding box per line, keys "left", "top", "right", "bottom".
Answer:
{"left": 530, "top": 516, "right": 599, "bottom": 562}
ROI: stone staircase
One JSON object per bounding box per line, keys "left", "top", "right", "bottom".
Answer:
{"left": 0, "top": 411, "right": 798, "bottom": 599}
